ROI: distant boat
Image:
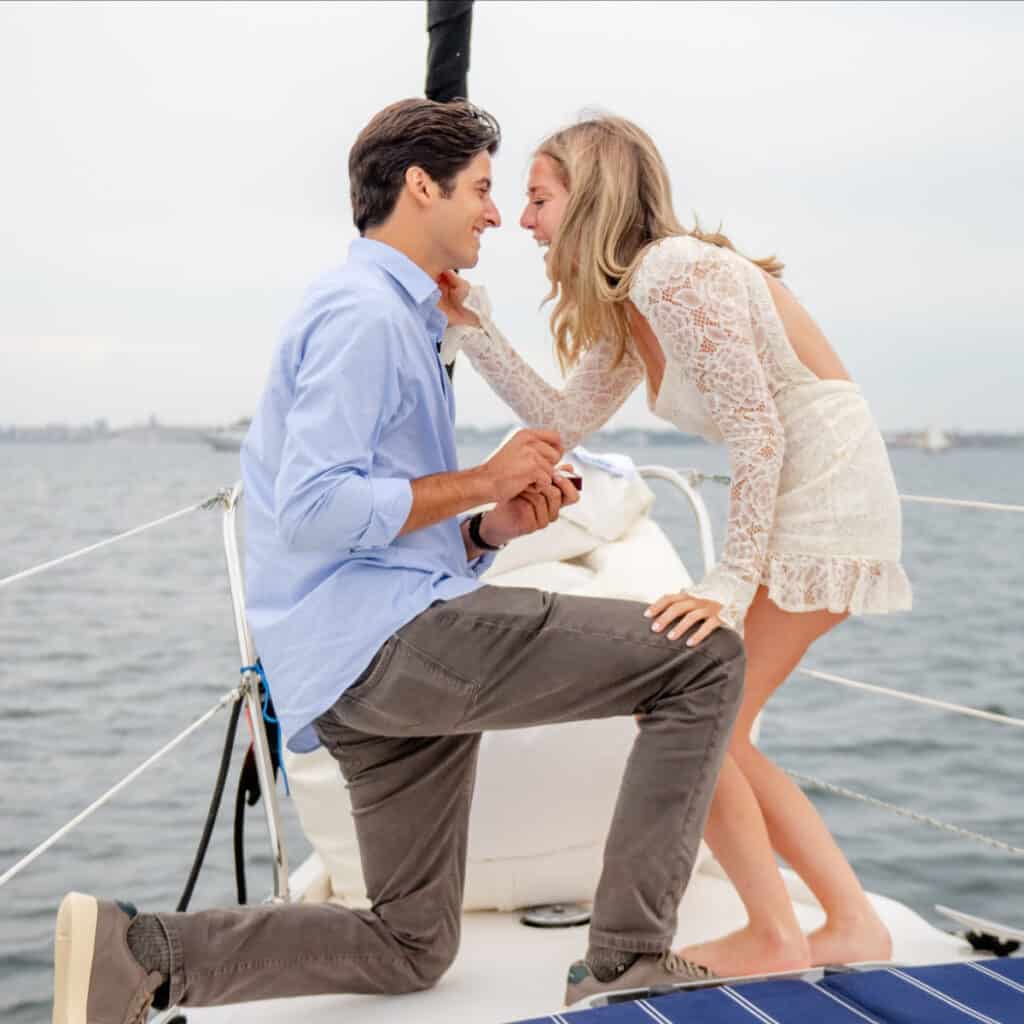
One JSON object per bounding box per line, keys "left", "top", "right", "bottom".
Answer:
{"left": 919, "top": 425, "right": 953, "bottom": 453}
{"left": 884, "top": 427, "right": 955, "bottom": 452}
{"left": 200, "top": 419, "right": 250, "bottom": 453}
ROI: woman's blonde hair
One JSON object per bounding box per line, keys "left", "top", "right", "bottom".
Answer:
{"left": 537, "top": 115, "right": 784, "bottom": 372}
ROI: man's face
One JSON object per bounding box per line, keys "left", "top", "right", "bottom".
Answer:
{"left": 431, "top": 151, "right": 501, "bottom": 270}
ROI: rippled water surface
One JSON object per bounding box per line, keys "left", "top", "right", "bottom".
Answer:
{"left": 1, "top": 438, "right": 1022, "bottom": 1022}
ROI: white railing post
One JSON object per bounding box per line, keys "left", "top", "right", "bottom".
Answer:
{"left": 221, "top": 483, "right": 290, "bottom": 903}
{"left": 636, "top": 465, "right": 718, "bottom": 578}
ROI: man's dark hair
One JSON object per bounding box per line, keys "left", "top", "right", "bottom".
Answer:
{"left": 349, "top": 98, "right": 501, "bottom": 233}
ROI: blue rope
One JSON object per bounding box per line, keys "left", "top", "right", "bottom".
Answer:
{"left": 239, "top": 660, "right": 289, "bottom": 796}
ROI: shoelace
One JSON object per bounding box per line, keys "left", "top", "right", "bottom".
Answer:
{"left": 661, "top": 951, "right": 715, "bottom": 980}
{"left": 127, "top": 994, "right": 154, "bottom": 1024}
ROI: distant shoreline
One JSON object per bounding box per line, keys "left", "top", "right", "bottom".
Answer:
{"left": 1, "top": 423, "right": 1022, "bottom": 450}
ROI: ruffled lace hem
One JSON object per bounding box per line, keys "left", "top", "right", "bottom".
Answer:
{"left": 762, "top": 552, "right": 913, "bottom": 617}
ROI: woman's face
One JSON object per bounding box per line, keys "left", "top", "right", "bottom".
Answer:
{"left": 519, "top": 155, "right": 570, "bottom": 259}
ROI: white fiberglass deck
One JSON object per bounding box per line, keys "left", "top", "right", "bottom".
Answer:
{"left": 182, "top": 858, "right": 972, "bottom": 1024}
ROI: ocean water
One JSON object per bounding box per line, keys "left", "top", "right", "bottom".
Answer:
{"left": 1, "top": 437, "right": 1021, "bottom": 1022}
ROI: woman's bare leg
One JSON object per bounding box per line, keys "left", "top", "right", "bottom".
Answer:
{"left": 737, "top": 740, "right": 891, "bottom": 966}
{"left": 677, "top": 588, "right": 890, "bottom": 975}
{"left": 677, "top": 750, "right": 812, "bottom": 976}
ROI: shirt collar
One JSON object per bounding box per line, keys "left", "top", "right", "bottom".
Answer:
{"left": 349, "top": 237, "right": 443, "bottom": 324}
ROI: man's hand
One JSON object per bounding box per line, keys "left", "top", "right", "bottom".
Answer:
{"left": 478, "top": 468, "right": 581, "bottom": 547}
{"left": 403, "top": 430, "right": 562, "bottom": 541}
{"left": 479, "top": 429, "right": 563, "bottom": 504}
{"left": 438, "top": 271, "right": 479, "bottom": 327}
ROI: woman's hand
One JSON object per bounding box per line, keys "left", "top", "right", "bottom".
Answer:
{"left": 645, "top": 592, "right": 725, "bottom": 647}
{"left": 438, "top": 270, "right": 480, "bottom": 328}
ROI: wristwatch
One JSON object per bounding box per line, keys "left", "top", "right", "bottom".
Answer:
{"left": 468, "top": 511, "right": 503, "bottom": 552}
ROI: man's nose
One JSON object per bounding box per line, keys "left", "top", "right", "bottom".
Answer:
{"left": 486, "top": 198, "right": 501, "bottom": 228}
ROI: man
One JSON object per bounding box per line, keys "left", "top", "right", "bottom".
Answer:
{"left": 52, "top": 99, "right": 744, "bottom": 1024}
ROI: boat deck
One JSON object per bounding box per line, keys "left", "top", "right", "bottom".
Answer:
{"left": 180, "top": 863, "right": 977, "bottom": 1023}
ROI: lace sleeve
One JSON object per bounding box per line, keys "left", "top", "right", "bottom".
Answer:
{"left": 442, "top": 286, "right": 643, "bottom": 451}
{"left": 636, "top": 238, "right": 785, "bottom": 631}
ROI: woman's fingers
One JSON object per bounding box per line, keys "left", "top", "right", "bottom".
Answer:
{"left": 438, "top": 269, "right": 468, "bottom": 299}
{"left": 644, "top": 592, "right": 723, "bottom": 646}
{"left": 650, "top": 599, "right": 697, "bottom": 633}
{"left": 667, "top": 609, "right": 708, "bottom": 641}
{"left": 437, "top": 271, "right": 475, "bottom": 323}
{"left": 685, "top": 616, "right": 722, "bottom": 647}
{"left": 438, "top": 271, "right": 456, "bottom": 302}
{"left": 645, "top": 592, "right": 690, "bottom": 619}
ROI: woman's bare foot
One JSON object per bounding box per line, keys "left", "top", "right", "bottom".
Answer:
{"left": 677, "top": 923, "right": 811, "bottom": 979}
{"left": 808, "top": 912, "right": 893, "bottom": 966}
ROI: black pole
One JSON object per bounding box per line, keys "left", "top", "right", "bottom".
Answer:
{"left": 426, "top": 1, "right": 473, "bottom": 380}
{"left": 426, "top": 1, "right": 474, "bottom": 102}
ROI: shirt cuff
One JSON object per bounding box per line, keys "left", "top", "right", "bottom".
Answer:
{"left": 469, "top": 549, "right": 498, "bottom": 577}
{"left": 361, "top": 476, "right": 413, "bottom": 549}
{"left": 286, "top": 723, "right": 320, "bottom": 754}
{"left": 458, "top": 510, "right": 500, "bottom": 576}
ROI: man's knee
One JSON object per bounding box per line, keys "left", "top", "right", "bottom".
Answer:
{"left": 701, "top": 627, "right": 746, "bottom": 703}
{"left": 390, "top": 927, "right": 460, "bottom": 993}
{"left": 646, "top": 627, "right": 744, "bottom": 721}
{"left": 702, "top": 623, "right": 744, "bottom": 666}
{"left": 664, "top": 627, "right": 746, "bottom": 720}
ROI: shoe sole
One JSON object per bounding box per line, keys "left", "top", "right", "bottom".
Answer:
{"left": 53, "top": 892, "right": 97, "bottom": 1024}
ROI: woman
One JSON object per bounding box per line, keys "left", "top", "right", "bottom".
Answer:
{"left": 440, "top": 115, "right": 912, "bottom": 979}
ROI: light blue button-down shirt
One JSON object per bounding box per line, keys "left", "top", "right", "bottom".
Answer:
{"left": 241, "top": 238, "right": 494, "bottom": 752}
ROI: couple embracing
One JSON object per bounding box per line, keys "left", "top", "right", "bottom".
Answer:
{"left": 53, "top": 97, "right": 909, "bottom": 1022}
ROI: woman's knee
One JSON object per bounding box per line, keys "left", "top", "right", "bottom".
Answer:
{"left": 728, "top": 733, "right": 761, "bottom": 772}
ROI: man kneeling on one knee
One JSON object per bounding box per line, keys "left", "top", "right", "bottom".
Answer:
{"left": 52, "top": 98, "right": 744, "bottom": 1023}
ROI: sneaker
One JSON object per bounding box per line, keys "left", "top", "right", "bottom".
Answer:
{"left": 53, "top": 892, "right": 164, "bottom": 1024}
{"left": 564, "top": 951, "right": 716, "bottom": 1006}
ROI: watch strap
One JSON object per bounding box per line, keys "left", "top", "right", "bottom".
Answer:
{"left": 468, "top": 511, "right": 502, "bottom": 552}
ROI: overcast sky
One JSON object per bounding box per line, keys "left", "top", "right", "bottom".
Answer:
{"left": 1, "top": 1, "right": 1022, "bottom": 432}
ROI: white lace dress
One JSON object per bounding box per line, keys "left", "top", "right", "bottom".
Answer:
{"left": 444, "top": 234, "right": 912, "bottom": 632}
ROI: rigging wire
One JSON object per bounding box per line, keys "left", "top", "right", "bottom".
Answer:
{"left": 787, "top": 768, "right": 1024, "bottom": 857}
{"left": 796, "top": 667, "right": 1024, "bottom": 730}
{"left": 0, "top": 688, "right": 242, "bottom": 890}
{"left": 0, "top": 491, "right": 229, "bottom": 591}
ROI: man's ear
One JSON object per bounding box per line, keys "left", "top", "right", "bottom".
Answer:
{"left": 404, "top": 166, "right": 436, "bottom": 210}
